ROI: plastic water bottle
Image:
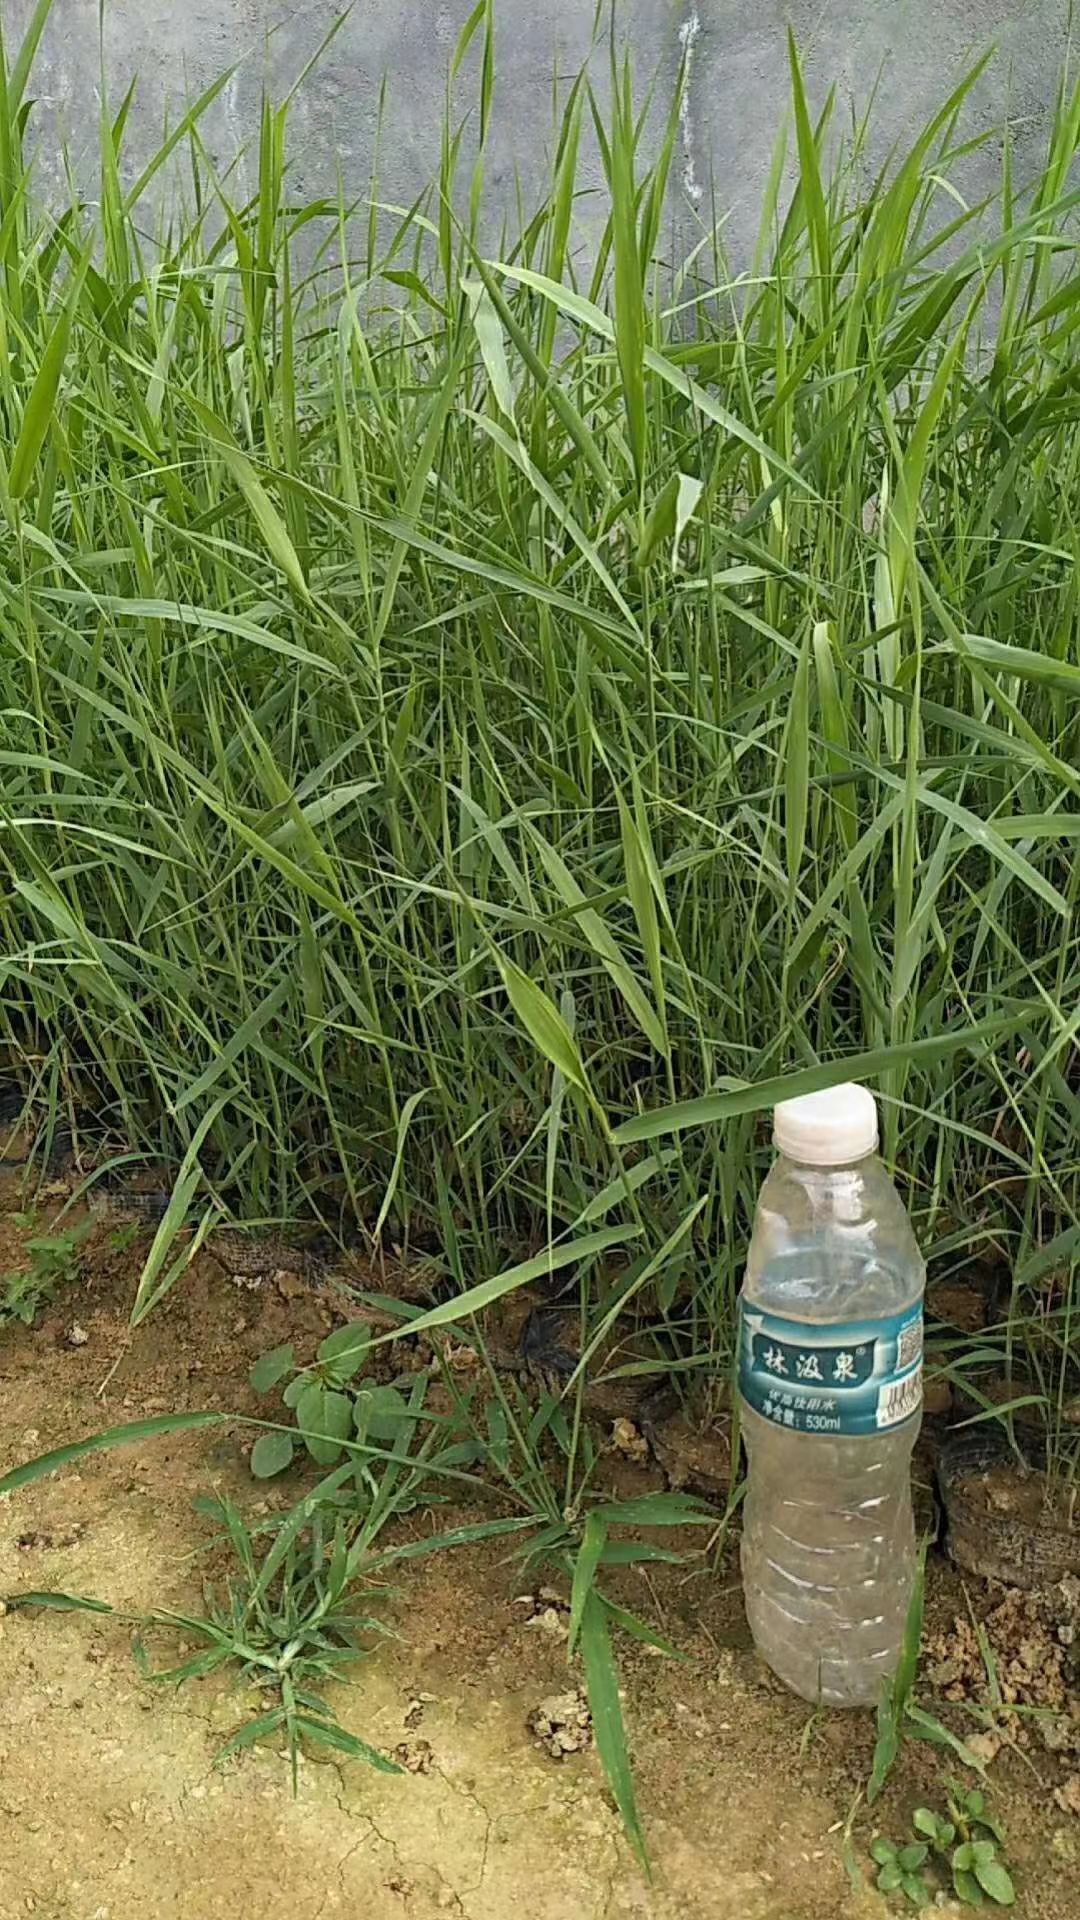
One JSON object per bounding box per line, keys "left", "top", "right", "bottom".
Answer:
{"left": 738, "top": 1083, "right": 925, "bottom": 1706}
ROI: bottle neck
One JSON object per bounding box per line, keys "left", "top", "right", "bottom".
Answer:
{"left": 777, "top": 1150, "right": 878, "bottom": 1175}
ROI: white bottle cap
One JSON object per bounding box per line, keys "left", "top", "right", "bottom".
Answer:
{"left": 773, "top": 1082, "right": 878, "bottom": 1166}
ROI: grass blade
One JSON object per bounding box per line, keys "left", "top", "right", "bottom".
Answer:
{"left": 580, "top": 1590, "right": 648, "bottom": 1868}
{"left": 375, "top": 1226, "right": 641, "bottom": 1343}
{"left": 0, "top": 1415, "right": 227, "bottom": 1497}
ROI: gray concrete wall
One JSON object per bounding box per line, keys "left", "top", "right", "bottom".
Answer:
{"left": 4, "top": 1, "right": 1074, "bottom": 264}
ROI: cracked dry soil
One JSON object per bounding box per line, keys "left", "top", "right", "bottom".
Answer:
{"left": 0, "top": 1216, "right": 1075, "bottom": 1920}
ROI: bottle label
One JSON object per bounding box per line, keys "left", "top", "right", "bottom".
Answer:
{"left": 738, "top": 1300, "right": 923, "bottom": 1436}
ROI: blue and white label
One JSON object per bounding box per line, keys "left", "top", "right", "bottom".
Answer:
{"left": 738, "top": 1301, "right": 923, "bottom": 1436}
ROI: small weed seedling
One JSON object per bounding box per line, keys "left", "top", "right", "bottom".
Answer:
{"left": 248, "top": 1326, "right": 417, "bottom": 1480}
{"left": 868, "top": 1546, "right": 991, "bottom": 1803}
{"left": 870, "top": 1831, "right": 937, "bottom": 1908}
{"left": 1, "top": 1387, "right": 514, "bottom": 1790}
{"left": 136, "top": 1486, "right": 405, "bottom": 1786}
{"left": 872, "top": 1783, "right": 1015, "bottom": 1908}
{"left": 0, "top": 1223, "right": 89, "bottom": 1328}
{"left": 3, "top": 1481, "right": 404, "bottom": 1789}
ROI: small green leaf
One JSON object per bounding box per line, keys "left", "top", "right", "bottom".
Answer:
{"left": 615, "top": 792, "right": 668, "bottom": 1055}
{"left": 597, "top": 1542, "right": 683, "bottom": 1568}
{"left": 129, "top": 1101, "right": 229, "bottom": 1323}
{"left": 463, "top": 277, "right": 515, "bottom": 419}
{"left": 866, "top": 1540, "right": 927, "bottom": 1803}
{"left": 353, "top": 1384, "right": 410, "bottom": 1441}
{"left": 953, "top": 1865, "right": 986, "bottom": 1907}
{"left": 907, "top": 1704, "right": 989, "bottom": 1776}
{"left": 568, "top": 1513, "right": 607, "bottom": 1657}
{"left": 9, "top": 272, "right": 82, "bottom": 498}
{"left": 249, "top": 1344, "right": 295, "bottom": 1392}
{"left": 635, "top": 470, "right": 679, "bottom": 569}
{"left": 912, "top": 1809, "right": 938, "bottom": 1840}
{"left": 600, "top": 1598, "right": 684, "bottom": 1660}
{"left": 591, "top": 1492, "right": 714, "bottom": 1527}
{"left": 898, "top": 1843, "right": 929, "bottom": 1870}
{"left": 784, "top": 631, "right": 811, "bottom": 904}
{"left": 496, "top": 955, "right": 599, "bottom": 1110}
{"left": 954, "top": 1844, "right": 975, "bottom": 1873}
{"left": 871, "top": 1837, "right": 898, "bottom": 1865}
{"left": 215, "top": 1709, "right": 286, "bottom": 1761}
{"left": 877, "top": 1861, "right": 903, "bottom": 1892}
{"left": 187, "top": 394, "right": 310, "bottom": 602}
{"left": 292, "top": 1714, "right": 403, "bottom": 1774}
{"left": 974, "top": 1860, "right": 1014, "bottom": 1906}
{"left": 580, "top": 1591, "right": 647, "bottom": 1869}
{"left": 250, "top": 1431, "right": 295, "bottom": 1478}
{"left": 295, "top": 1384, "right": 353, "bottom": 1465}
{"left": 973, "top": 1811, "right": 1006, "bottom": 1845}
{"left": 317, "top": 1323, "right": 371, "bottom": 1385}
{"left": 283, "top": 1375, "right": 307, "bottom": 1409}
{"left": 971, "top": 1841, "right": 996, "bottom": 1867}
{"left": 373, "top": 1088, "right": 429, "bottom": 1241}
{"left": 671, "top": 470, "right": 704, "bottom": 569}
{"left": 2, "top": 1589, "right": 113, "bottom": 1615}
{"left": 902, "top": 1873, "right": 931, "bottom": 1907}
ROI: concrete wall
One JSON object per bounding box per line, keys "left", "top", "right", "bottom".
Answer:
{"left": 4, "top": 1, "right": 1074, "bottom": 263}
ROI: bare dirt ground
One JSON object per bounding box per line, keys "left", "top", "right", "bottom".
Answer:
{"left": 0, "top": 1211, "right": 1076, "bottom": 1920}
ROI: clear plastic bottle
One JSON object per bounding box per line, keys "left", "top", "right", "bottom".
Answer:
{"left": 738, "top": 1083, "right": 925, "bottom": 1707}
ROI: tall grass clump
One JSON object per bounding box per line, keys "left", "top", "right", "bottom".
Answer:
{"left": 0, "top": 3, "right": 1076, "bottom": 1453}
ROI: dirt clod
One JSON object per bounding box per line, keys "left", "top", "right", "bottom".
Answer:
{"left": 609, "top": 1416, "right": 649, "bottom": 1463}
{"left": 527, "top": 1688, "right": 592, "bottom": 1758}
{"left": 524, "top": 1605, "right": 568, "bottom": 1640}
{"left": 1055, "top": 1776, "right": 1080, "bottom": 1817}
{"left": 14, "top": 1523, "right": 84, "bottom": 1551}
{"left": 924, "top": 1577, "right": 1080, "bottom": 1782}
{"left": 966, "top": 1729, "right": 1004, "bottom": 1765}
